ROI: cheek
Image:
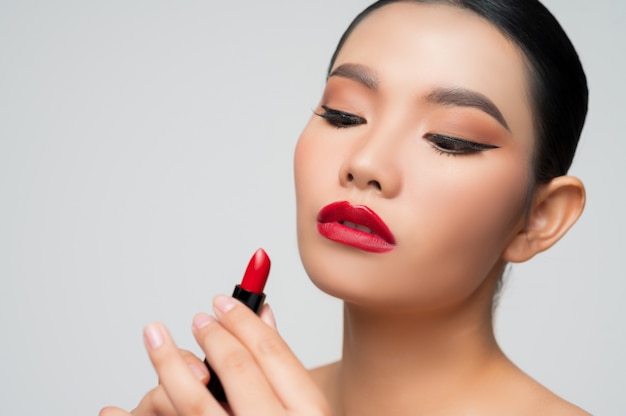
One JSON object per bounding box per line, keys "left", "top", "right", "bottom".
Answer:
{"left": 293, "top": 119, "right": 350, "bottom": 212}
{"left": 393, "top": 152, "right": 531, "bottom": 303}
{"left": 437, "top": 153, "right": 529, "bottom": 238}
{"left": 293, "top": 123, "right": 331, "bottom": 287}
{"left": 423, "top": 159, "right": 528, "bottom": 237}
{"left": 294, "top": 122, "right": 325, "bottom": 212}
{"left": 293, "top": 119, "right": 534, "bottom": 310}
{"left": 293, "top": 122, "right": 332, "bottom": 241}
{"left": 294, "top": 122, "right": 367, "bottom": 297}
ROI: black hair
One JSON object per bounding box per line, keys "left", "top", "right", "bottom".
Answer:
{"left": 328, "top": 0, "right": 588, "bottom": 186}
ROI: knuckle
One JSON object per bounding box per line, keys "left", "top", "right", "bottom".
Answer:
{"left": 256, "top": 335, "right": 287, "bottom": 357}
{"left": 184, "top": 395, "right": 209, "bottom": 415}
{"left": 179, "top": 349, "right": 202, "bottom": 366}
{"left": 178, "top": 348, "right": 194, "bottom": 358}
{"left": 142, "top": 386, "right": 171, "bottom": 414}
{"left": 221, "top": 350, "right": 252, "bottom": 374}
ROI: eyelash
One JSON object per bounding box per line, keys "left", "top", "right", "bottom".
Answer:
{"left": 314, "top": 105, "right": 366, "bottom": 128}
{"left": 425, "top": 133, "right": 499, "bottom": 156}
{"left": 314, "top": 106, "right": 499, "bottom": 156}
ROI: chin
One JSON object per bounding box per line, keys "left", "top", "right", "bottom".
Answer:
{"left": 299, "top": 234, "right": 504, "bottom": 316}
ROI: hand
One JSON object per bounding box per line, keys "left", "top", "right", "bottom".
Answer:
{"left": 100, "top": 299, "right": 329, "bottom": 415}
{"left": 99, "top": 348, "right": 211, "bottom": 416}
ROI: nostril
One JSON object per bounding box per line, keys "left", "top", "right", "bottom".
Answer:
{"left": 368, "top": 180, "right": 382, "bottom": 191}
{"left": 347, "top": 173, "right": 354, "bottom": 182}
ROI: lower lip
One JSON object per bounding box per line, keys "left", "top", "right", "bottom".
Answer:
{"left": 317, "top": 222, "right": 395, "bottom": 253}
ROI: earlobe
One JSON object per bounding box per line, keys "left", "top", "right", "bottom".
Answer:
{"left": 503, "top": 176, "right": 586, "bottom": 263}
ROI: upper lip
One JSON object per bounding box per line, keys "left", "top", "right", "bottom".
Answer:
{"left": 317, "top": 201, "right": 396, "bottom": 245}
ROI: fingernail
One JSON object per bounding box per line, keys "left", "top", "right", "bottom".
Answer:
{"left": 213, "top": 295, "right": 237, "bottom": 315}
{"left": 193, "top": 312, "right": 215, "bottom": 330}
{"left": 260, "top": 303, "right": 277, "bottom": 330}
{"left": 144, "top": 323, "right": 165, "bottom": 350}
{"left": 189, "top": 363, "right": 210, "bottom": 380}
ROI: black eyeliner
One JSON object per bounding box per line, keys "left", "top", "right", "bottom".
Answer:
{"left": 425, "top": 133, "right": 500, "bottom": 155}
{"left": 314, "top": 105, "right": 366, "bottom": 128}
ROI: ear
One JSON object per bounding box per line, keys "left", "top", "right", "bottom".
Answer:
{"left": 503, "top": 175, "right": 585, "bottom": 263}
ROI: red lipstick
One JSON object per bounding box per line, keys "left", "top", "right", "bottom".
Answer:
{"left": 205, "top": 248, "right": 271, "bottom": 402}
{"left": 317, "top": 201, "right": 395, "bottom": 253}
{"left": 240, "top": 248, "right": 271, "bottom": 295}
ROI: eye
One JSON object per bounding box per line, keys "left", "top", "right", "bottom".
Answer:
{"left": 425, "top": 133, "right": 499, "bottom": 156}
{"left": 314, "top": 105, "right": 366, "bottom": 128}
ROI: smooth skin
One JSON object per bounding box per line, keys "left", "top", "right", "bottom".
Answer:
{"left": 102, "top": 3, "right": 589, "bottom": 415}
{"left": 100, "top": 298, "right": 330, "bottom": 416}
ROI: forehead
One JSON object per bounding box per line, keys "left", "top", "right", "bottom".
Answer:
{"left": 332, "top": 2, "right": 534, "bottom": 140}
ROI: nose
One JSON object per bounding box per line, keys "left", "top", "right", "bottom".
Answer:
{"left": 339, "top": 133, "right": 402, "bottom": 198}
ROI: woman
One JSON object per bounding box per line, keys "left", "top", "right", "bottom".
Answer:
{"left": 102, "top": 0, "right": 589, "bottom": 414}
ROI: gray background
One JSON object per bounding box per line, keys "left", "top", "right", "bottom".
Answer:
{"left": 0, "top": 1, "right": 623, "bottom": 414}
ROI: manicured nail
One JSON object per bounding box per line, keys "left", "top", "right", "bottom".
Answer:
{"left": 193, "top": 312, "right": 215, "bottom": 330}
{"left": 213, "top": 295, "right": 237, "bottom": 315}
{"left": 189, "top": 363, "right": 210, "bottom": 380}
{"left": 144, "top": 323, "right": 165, "bottom": 350}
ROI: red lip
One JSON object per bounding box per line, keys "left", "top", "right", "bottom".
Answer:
{"left": 316, "top": 201, "right": 396, "bottom": 253}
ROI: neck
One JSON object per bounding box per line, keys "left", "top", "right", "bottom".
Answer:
{"left": 331, "top": 268, "right": 508, "bottom": 415}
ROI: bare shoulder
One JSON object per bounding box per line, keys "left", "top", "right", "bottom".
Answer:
{"left": 307, "top": 359, "right": 591, "bottom": 415}
{"left": 524, "top": 387, "right": 591, "bottom": 415}
{"left": 542, "top": 401, "right": 591, "bottom": 416}
{"left": 525, "top": 383, "right": 591, "bottom": 416}
{"left": 490, "top": 361, "right": 591, "bottom": 416}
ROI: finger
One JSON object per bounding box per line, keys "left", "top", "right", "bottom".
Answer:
{"left": 179, "top": 349, "right": 210, "bottom": 385}
{"left": 133, "top": 352, "right": 209, "bottom": 416}
{"left": 99, "top": 407, "right": 132, "bottom": 416}
{"left": 129, "top": 385, "right": 176, "bottom": 416}
{"left": 211, "top": 296, "right": 327, "bottom": 412}
{"left": 144, "top": 322, "right": 227, "bottom": 416}
{"left": 192, "top": 312, "right": 284, "bottom": 415}
{"left": 259, "top": 304, "right": 277, "bottom": 330}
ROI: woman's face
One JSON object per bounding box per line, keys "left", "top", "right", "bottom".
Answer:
{"left": 294, "top": 3, "right": 535, "bottom": 311}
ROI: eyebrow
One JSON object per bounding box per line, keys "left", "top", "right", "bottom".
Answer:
{"left": 329, "top": 63, "right": 510, "bottom": 131}
{"left": 426, "top": 87, "right": 510, "bottom": 131}
{"left": 328, "top": 63, "right": 379, "bottom": 90}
